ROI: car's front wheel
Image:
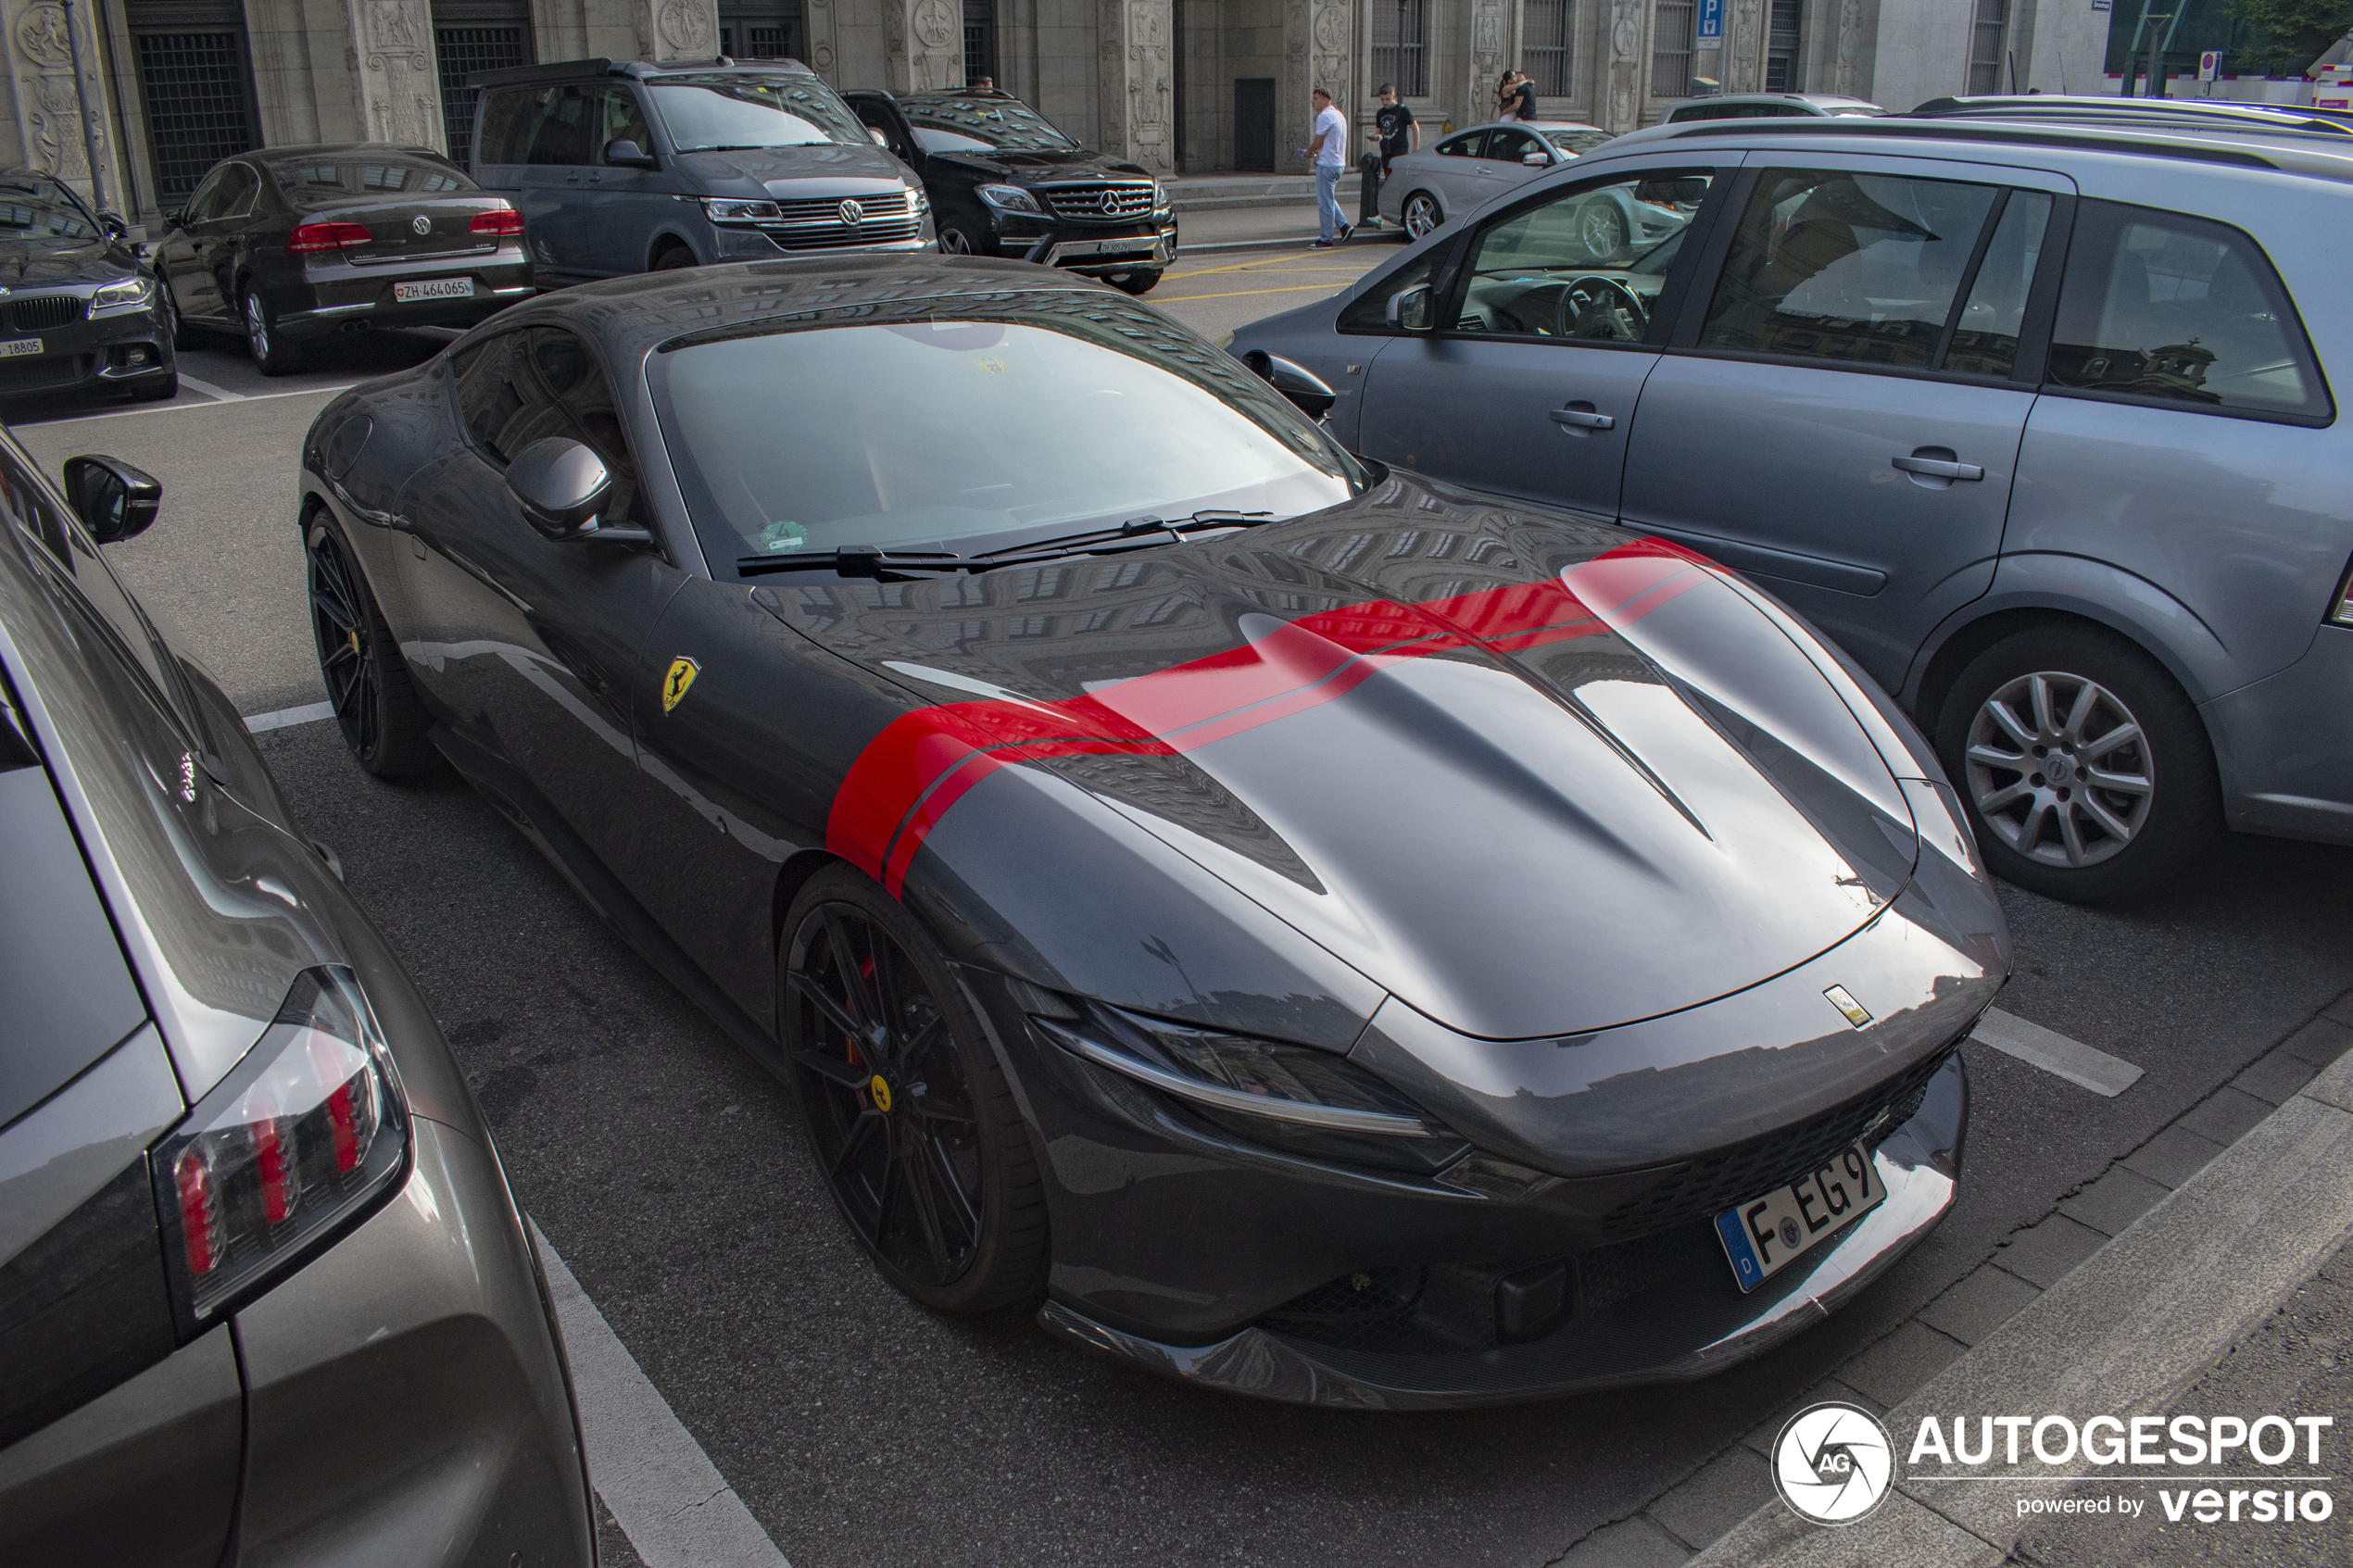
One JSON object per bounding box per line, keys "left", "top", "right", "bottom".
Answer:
{"left": 1402, "top": 192, "right": 1442, "bottom": 239}
{"left": 1934, "top": 624, "right": 2219, "bottom": 902}
{"left": 1578, "top": 202, "right": 1628, "bottom": 261}
{"left": 780, "top": 866, "right": 1048, "bottom": 1315}
{"left": 937, "top": 226, "right": 976, "bottom": 254}
{"left": 1109, "top": 269, "right": 1161, "bottom": 295}
{"left": 306, "top": 510, "right": 436, "bottom": 778}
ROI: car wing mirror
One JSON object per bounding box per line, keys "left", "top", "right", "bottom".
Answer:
{"left": 1384, "top": 282, "right": 1432, "bottom": 332}
{"left": 1241, "top": 351, "right": 1338, "bottom": 421}
{"left": 507, "top": 437, "right": 624, "bottom": 540}
{"left": 604, "top": 139, "right": 660, "bottom": 169}
{"left": 158, "top": 207, "right": 182, "bottom": 229}
{"left": 99, "top": 211, "right": 130, "bottom": 241}
{"left": 1522, "top": 150, "right": 1551, "bottom": 167}
{"left": 868, "top": 126, "right": 889, "bottom": 146}
{"left": 60, "top": 456, "right": 161, "bottom": 543}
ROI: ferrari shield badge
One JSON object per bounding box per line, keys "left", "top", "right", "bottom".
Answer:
{"left": 662, "top": 656, "right": 699, "bottom": 713}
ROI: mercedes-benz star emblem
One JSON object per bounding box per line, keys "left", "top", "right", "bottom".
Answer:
{"left": 837, "top": 198, "right": 863, "bottom": 226}
{"left": 411, "top": 215, "right": 431, "bottom": 235}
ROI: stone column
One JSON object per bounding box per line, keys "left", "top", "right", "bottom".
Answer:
{"left": 885, "top": 0, "right": 963, "bottom": 93}
{"left": 1099, "top": 0, "right": 1173, "bottom": 174}
{"left": 582, "top": 0, "right": 719, "bottom": 66}
{"left": 1603, "top": 0, "right": 1648, "bottom": 132}
{"left": 1723, "top": 0, "right": 1763, "bottom": 94}
{"left": 802, "top": 0, "right": 839, "bottom": 82}
{"left": 7, "top": 0, "right": 127, "bottom": 207}
{"left": 1831, "top": 0, "right": 1868, "bottom": 95}
{"left": 347, "top": 0, "right": 443, "bottom": 148}
{"left": 1467, "top": 0, "right": 1504, "bottom": 124}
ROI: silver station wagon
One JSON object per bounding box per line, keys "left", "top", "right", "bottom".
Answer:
{"left": 1233, "top": 116, "right": 2353, "bottom": 900}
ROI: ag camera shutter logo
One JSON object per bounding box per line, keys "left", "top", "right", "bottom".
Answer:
{"left": 1773, "top": 1402, "right": 1896, "bottom": 1525}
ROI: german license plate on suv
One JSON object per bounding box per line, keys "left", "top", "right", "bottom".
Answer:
{"left": 1714, "top": 1143, "right": 1884, "bottom": 1292}
{"left": 0, "top": 338, "right": 41, "bottom": 358}
{"left": 393, "top": 279, "right": 472, "bottom": 303}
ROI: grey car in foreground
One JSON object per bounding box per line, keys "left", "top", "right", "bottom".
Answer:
{"left": 0, "top": 430, "right": 591, "bottom": 1564}
{"left": 1234, "top": 115, "right": 2353, "bottom": 900}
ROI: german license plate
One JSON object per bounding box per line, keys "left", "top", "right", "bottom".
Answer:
{"left": 1715, "top": 1142, "right": 1885, "bottom": 1292}
{"left": 393, "top": 279, "right": 472, "bottom": 303}
{"left": 0, "top": 338, "right": 41, "bottom": 358}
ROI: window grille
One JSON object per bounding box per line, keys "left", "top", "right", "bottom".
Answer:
{"left": 1765, "top": 0, "right": 1802, "bottom": 91}
{"left": 1524, "top": 0, "right": 1573, "bottom": 97}
{"left": 1651, "top": 0, "right": 1695, "bottom": 96}
{"left": 132, "top": 31, "right": 255, "bottom": 201}
{"left": 963, "top": 0, "right": 995, "bottom": 83}
{"left": 436, "top": 26, "right": 528, "bottom": 167}
{"left": 1372, "top": 0, "right": 1429, "bottom": 98}
{"left": 1968, "top": 0, "right": 2007, "bottom": 94}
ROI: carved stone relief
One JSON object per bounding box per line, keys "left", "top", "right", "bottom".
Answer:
{"left": 886, "top": 0, "right": 960, "bottom": 93}
{"left": 1099, "top": 0, "right": 1171, "bottom": 172}
{"left": 657, "top": 0, "right": 714, "bottom": 55}
{"left": 1605, "top": 0, "right": 1642, "bottom": 133}
{"left": 804, "top": 0, "right": 837, "bottom": 79}
{"left": 12, "top": 1, "right": 104, "bottom": 186}
{"left": 1468, "top": 0, "right": 1503, "bottom": 114}
{"left": 348, "top": 0, "right": 441, "bottom": 147}
{"left": 1834, "top": 0, "right": 1863, "bottom": 95}
{"left": 1726, "top": 0, "right": 1762, "bottom": 94}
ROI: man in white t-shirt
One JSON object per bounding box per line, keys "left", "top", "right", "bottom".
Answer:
{"left": 1304, "top": 87, "right": 1350, "bottom": 247}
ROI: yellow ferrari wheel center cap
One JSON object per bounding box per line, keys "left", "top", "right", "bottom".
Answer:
{"left": 869, "top": 1074, "right": 893, "bottom": 1112}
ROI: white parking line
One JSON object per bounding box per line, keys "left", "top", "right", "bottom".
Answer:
{"left": 174, "top": 372, "right": 247, "bottom": 402}
{"left": 244, "top": 699, "right": 334, "bottom": 733}
{"left": 533, "top": 1222, "right": 793, "bottom": 1568}
{"left": 32, "top": 384, "right": 355, "bottom": 426}
{"left": 1969, "top": 1007, "right": 2145, "bottom": 1098}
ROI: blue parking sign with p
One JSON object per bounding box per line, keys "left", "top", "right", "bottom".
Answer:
{"left": 1697, "top": 0, "right": 1723, "bottom": 41}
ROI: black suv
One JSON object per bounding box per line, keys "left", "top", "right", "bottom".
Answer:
{"left": 846, "top": 90, "right": 1176, "bottom": 294}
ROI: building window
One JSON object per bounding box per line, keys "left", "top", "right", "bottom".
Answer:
{"left": 1651, "top": 0, "right": 1695, "bottom": 97}
{"left": 1765, "top": 0, "right": 1802, "bottom": 91}
{"left": 131, "top": 30, "right": 257, "bottom": 202}
{"left": 1524, "top": 0, "right": 1573, "bottom": 96}
{"left": 718, "top": 1, "right": 800, "bottom": 59}
{"left": 434, "top": 26, "right": 530, "bottom": 166}
{"left": 963, "top": 0, "right": 995, "bottom": 85}
{"left": 1968, "top": 0, "right": 2007, "bottom": 94}
{"left": 1372, "top": 0, "right": 1429, "bottom": 98}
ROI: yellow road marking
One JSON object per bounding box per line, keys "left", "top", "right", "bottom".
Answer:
{"left": 1156, "top": 282, "right": 1362, "bottom": 302}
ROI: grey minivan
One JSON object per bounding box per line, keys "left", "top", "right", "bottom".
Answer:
{"left": 1231, "top": 117, "right": 2353, "bottom": 900}
{"left": 468, "top": 56, "right": 933, "bottom": 282}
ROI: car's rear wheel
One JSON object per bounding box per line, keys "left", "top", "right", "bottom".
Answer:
{"left": 306, "top": 510, "right": 436, "bottom": 779}
{"left": 164, "top": 288, "right": 205, "bottom": 351}
{"left": 1403, "top": 192, "right": 1442, "bottom": 238}
{"left": 1109, "top": 269, "right": 1161, "bottom": 295}
{"left": 780, "top": 867, "right": 1048, "bottom": 1315}
{"left": 1934, "top": 624, "right": 2219, "bottom": 902}
{"left": 650, "top": 245, "right": 697, "bottom": 271}
{"left": 244, "top": 286, "right": 305, "bottom": 375}
{"left": 1578, "top": 202, "right": 1628, "bottom": 261}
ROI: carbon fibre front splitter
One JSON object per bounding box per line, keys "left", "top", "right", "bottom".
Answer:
{"left": 1035, "top": 1054, "right": 1965, "bottom": 1411}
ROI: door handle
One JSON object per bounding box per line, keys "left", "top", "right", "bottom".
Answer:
{"left": 1891, "top": 454, "right": 1983, "bottom": 481}
{"left": 1550, "top": 404, "right": 1615, "bottom": 431}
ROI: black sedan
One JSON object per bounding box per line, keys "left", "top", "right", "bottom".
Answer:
{"left": 0, "top": 431, "right": 591, "bottom": 1559}
{"left": 0, "top": 169, "right": 173, "bottom": 404}
{"left": 296, "top": 255, "right": 2007, "bottom": 1408}
{"left": 155, "top": 144, "right": 534, "bottom": 375}
{"left": 846, "top": 90, "right": 1176, "bottom": 293}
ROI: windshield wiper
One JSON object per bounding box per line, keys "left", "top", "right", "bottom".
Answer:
{"left": 972, "top": 510, "right": 1274, "bottom": 565}
{"left": 736, "top": 546, "right": 967, "bottom": 580}
{"left": 735, "top": 512, "right": 1276, "bottom": 582}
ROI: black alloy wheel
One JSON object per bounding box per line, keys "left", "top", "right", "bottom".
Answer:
{"left": 1934, "top": 623, "right": 2219, "bottom": 903}
{"left": 937, "top": 227, "right": 975, "bottom": 254}
{"left": 1109, "top": 269, "right": 1162, "bottom": 295}
{"left": 305, "top": 512, "right": 435, "bottom": 778}
{"left": 650, "top": 245, "right": 698, "bottom": 271}
{"left": 781, "top": 866, "right": 1047, "bottom": 1314}
{"left": 164, "top": 285, "right": 204, "bottom": 352}
{"left": 244, "top": 286, "right": 305, "bottom": 375}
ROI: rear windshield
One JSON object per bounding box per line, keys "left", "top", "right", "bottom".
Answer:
{"left": 649, "top": 306, "right": 1359, "bottom": 569}
{"left": 650, "top": 74, "right": 868, "bottom": 150}
{"left": 0, "top": 177, "right": 100, "bottom": 244}
{"left": 271, "top": 156, "right": 473, "bottom": 198}
{"left": 1543, "top": 129, "right": 1615, "bottom": 155}
{"left": 902, "top": 97, "right": 1078, "bottom": 153}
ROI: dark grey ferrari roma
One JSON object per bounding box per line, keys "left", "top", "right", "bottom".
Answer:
{"left": 296, "top": 254, "right": 2009, "bottom": 1408}
{"left": 0, "top": 433, "right": 591, "bottom": 1561}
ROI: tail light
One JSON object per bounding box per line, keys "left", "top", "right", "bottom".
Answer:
{"left": 471, "top": 207, "right": 524, "bottom": 238}
{"left": 154, "top": 967, "right": 409, "bottom": 1333}
{"left": 288, "top": 221, "right": 372, "bottom": 254}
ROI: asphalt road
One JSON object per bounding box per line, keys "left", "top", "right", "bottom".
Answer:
{"left": 12, "top": 255, "right": 2353, "bottom": 1567}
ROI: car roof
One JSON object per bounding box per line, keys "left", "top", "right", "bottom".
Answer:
{"left": 1595, "top": 112, "right": 2353, "bottom": 182}
{"left": 1451, "top": 119, "right": 1607, "bottom": 135}
{"left": 1685, "top": 93, "right": 1882, "bottom": 111}
{"left": 245, "top": 142, "right": 459, "bottom": 166}
{"left": 470, "top": 55, "right": 817, "bottom": 88}
{"left": 1910, "top": 94, "right": 2353, "bottom": 135}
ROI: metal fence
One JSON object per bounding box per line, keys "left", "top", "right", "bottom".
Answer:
{"left": 132, "top": 31, "right": 255, "bottom": 201}
{"left": 1371, "top": 0, "right": 1429, "bottom": 97}
{"left": 1650, "top": 0, "right": 1695, "bottom": 97}
{"left": 1524, "top": 0, "right": 1573, "bottom": 97}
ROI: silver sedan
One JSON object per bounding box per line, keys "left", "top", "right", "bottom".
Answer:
{"left": 1379, "top": 120, "right": 1616, "bottom": 239}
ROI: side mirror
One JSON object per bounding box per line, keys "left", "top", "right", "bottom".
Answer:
{"left": 1384, "top": 282, "right": 1432, "bottom": 332}
{"left": 60, "top": 456, "right": 160, "bottom": 543}
{"left": 506, "top": 437, "right": 614, "bottom": 539}
{"left": 100, "top": 211, "right": 129, "bottom": 241}
{"left": 1241, "top": 351, "right": 1338, "bottom": 421}
{"left": 1522, "top": 150, "right": 1551, "bottom": 167}
{"left": 868, "top": 126, "right": 889, "bottom": 146}
{"left": 159, "top": 208, "right": 183, "bottom": 229}
{"left": 604, "top": 138, "right": 659, "bottom": 169}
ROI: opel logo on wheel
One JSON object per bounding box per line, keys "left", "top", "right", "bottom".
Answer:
{"left": 838, "top": 198, "right": 863, "bottom": 226}
{"left": 1772, "top": 1402, "right": 1895, "bottom": 1526}
{"left": 411, "top": 214, "right": 431, "bottom": 235}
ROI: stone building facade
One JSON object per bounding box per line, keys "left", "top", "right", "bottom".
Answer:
{"left": 6, "top": 0, "right": 2102, "bottom": 228}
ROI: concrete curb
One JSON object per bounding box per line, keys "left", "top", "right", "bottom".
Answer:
{"left": 1684, "top": 1018, "right": 2353, "bottom": 1566}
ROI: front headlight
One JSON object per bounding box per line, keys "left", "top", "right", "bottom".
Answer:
{"left": 908, "top": 182, "right": 930, "bottom": 215}
{"left": 976, "top": 182, "right": 1043, "bottom": 215}
{"left": 1036, "top": 1003, "right": 1469, "bottom": 1173}
{"left": 153, "top": 967, "right": 410, "bottom": 1336}
{"left": 91, "top": 277, "right": 155, "bottom": 310}
{"left": 1151, "top": 178, "right": 1168, "bottom": 207}
{"left": 703, "top": 197, "right": 783, "bottom": 224}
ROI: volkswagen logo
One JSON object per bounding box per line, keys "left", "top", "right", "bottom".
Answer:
{"left": 837, "top": 198, "right": 863, "bottom": 226}
{"left": 1771, "top": 1402, "right": 1895, "bottom": 1525}
{"left": 411, "top": 215, "right": 431, "bottom": 235}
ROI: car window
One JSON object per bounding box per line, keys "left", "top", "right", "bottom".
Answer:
{"left": 599, "top": 87, "right": 655, "bottom": 157}
{"left": 1543, "top": 129, "right": 1615, "bottom": 155}
{"left": 0, "top": 175, "right": 101, "bottom": 243}
{"left": 478, "top": 88, "right": 536, "bottom": 165}
{"left": 647, "top": 74, "right": 868, "bottom": 150}
{"left": 1338, "top": 245, "right": 1448, "bottom": 332}
{"left": 1436, "top": 132, "right": 1484, "bottom": 157}
{"left": 1943, "top": 191, "right": 2052, "bottom": 377}
{"left": 453, "top": 328, "right": 643, "bottom": 528}
{"left": 274, "top": 155, "right": 472, "bottom": 195}
{"left": 520, "top": 83, "right": 597, "bottom": 166}
{"left": 900, "top": 97, "right": 1078, "bottom": 152}
{"left": 1450, "top": 169, "right": 1714, "bottom": 341}
{"left": 1696, "top": 167, "right": 2009, "bottom": 370}
{"left": 2045, "top": 199, "right": 2329, "bottom": 421}
{"left": 1485, "top": 129, "right": 1540, "bottom": 162}
{"left": 214, "top": 163, "right": 260, "bottom": 219}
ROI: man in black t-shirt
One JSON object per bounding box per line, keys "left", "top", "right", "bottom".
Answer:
{"left": 1360, "top": 83, "right": 1418, "bottom": 227}
{"left": 1506, "top": 71, "right": 1539, "bottom": 122}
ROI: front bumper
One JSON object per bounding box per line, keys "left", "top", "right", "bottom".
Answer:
{"left": 0, "top": 302, "right": 172, "bottom": 398}
{"left": 979, "top": 211, "right": 1178, "bottom": 275}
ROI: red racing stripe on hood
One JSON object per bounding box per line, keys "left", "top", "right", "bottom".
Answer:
{"left": 825, "top": 536, "right": 1710, "bottom": 897}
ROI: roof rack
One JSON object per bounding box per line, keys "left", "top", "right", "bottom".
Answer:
{"left": 1644, "top": 115, "right": 2284, "bottom": 169}
{"left": 1911, "top": 94, "right": 2353, "bottom": 136}
{"left": 466, "top": 55, "right": 812, "bottom": 88}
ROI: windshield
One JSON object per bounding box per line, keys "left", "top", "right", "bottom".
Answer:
{"left": 649, "top": 74, "right": 868, "bottom": 150}
{"left": 651, "top": 307, "right": 1359, "bottom": 571}
{"left": 902, "top": 97, "right": 1078, "bottom": 152}
{"left": 0, "top": 178, "right": 99, "bottom": 245}
{"left": 272, "top": 155, "right": 472, "bottom": 197}
{"left": 1543, "top": 129, "right": 1614, "bottom": 155}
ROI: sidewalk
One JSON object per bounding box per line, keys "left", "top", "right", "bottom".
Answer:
{"left": 1176, "top": 201, "right": 1411, "bottom": 254}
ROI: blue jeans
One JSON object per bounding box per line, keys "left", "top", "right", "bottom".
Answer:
{"left": 1315, "top": 163, "right": 1344, "bottom": 240}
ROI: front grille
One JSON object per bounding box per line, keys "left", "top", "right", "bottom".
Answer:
{"left": 1260, "top": 1266, "right": 1457, "bottom": 1354}
{"left": 3, "top": 295, "right": 86, "bottom": 333}
{"left": 1596, "top": 1045, "right": 1957, "bottom": 1241}
{"left": 0, "top": 355, "right": 87, "bottom": 392}
{"left": 1040, "top": 181, "right": 1157, "bottom": 220}
{"left": 761, "top": 193, "right": 922, "bottom": 251}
